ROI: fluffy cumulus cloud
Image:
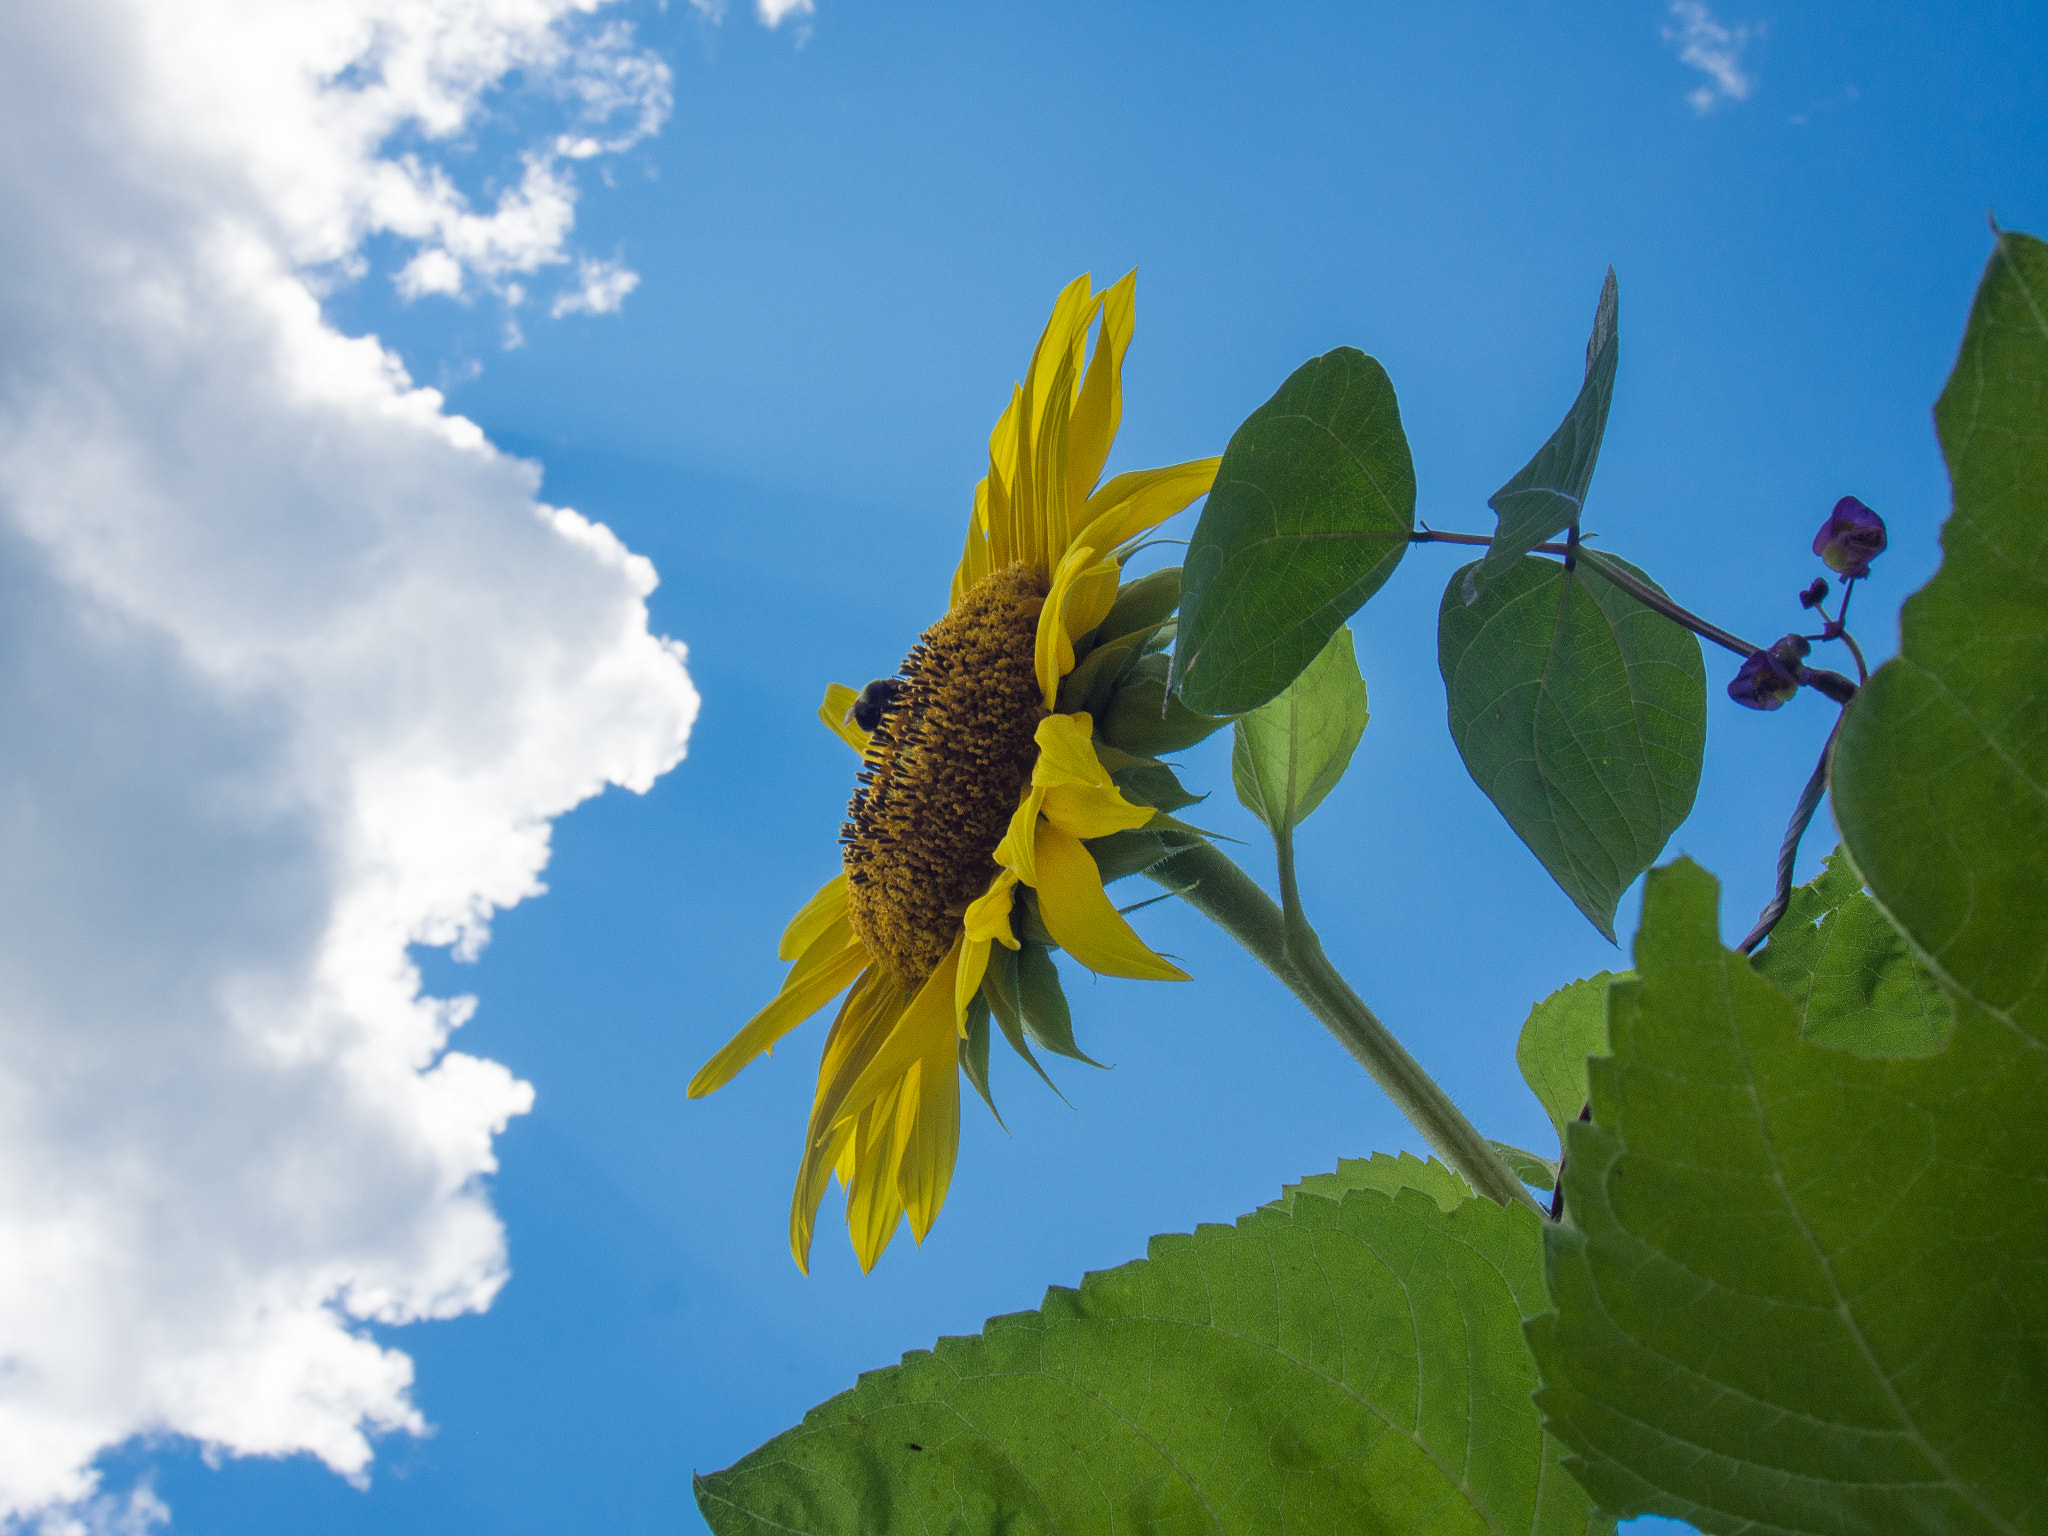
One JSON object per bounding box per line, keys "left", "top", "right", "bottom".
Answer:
{"left": 0, "top": 0, "right": 701, "bottom": 1524}
{"left": 1663, "top": 0, "right": 1757, "bottom": 113}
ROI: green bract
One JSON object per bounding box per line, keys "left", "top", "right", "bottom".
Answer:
{"left": 1439, "top": 553, "right": 1706, "bottom": 940}
{"left": 1170, "top": 348, "right": 1414, "bottom": 716}
{"left": 1529, "top": 860, "right": 2048, "bottom": 1535}
{"left": 697, "top": 1158, "right": 1612, "bottom": 1536}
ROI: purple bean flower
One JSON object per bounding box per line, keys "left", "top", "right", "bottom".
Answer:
{"left": 1813, "top": 496, "right": 1887, "bottom": 579}
{"left": 1728, "top": 635, "right": 1811, "bottom": 712}
{"left": 1799, "top": 576, "right": 1829, "bottom": 609}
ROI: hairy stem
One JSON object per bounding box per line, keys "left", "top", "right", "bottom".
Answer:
{"left": 1146, "top": 839, "right": 1544, "bottom": 1213}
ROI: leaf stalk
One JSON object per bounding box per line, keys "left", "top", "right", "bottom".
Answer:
{"left": 1145, "top": 839, "right": 1545, "bottom": 1214}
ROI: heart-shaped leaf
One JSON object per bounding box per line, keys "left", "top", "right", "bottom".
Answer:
{"left": 1439, "top": 553, "right": 1706, "bottom": 940}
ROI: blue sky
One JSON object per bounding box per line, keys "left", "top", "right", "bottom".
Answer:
{"left": 4, "top": 1, "right": 2043, "bottom": 1531}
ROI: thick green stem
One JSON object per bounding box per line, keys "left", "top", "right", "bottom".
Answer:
{"left": 1147, "top": 839, "right": 1544, "bottom": 1213}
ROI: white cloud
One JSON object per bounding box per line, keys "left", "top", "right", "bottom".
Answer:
{"left": 757, "top": 0, "right": 817, "bottom": 26}
{"left": 552, "top": 257, "right": 643, "bottom": 317}
{"left": 1663, "top": 0, "right": 1757, "bottom": 113}
{"left": 0, "top": 0, "right": 697, "bottom": 1523}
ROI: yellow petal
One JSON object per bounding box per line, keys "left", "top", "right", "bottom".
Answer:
{"left": 898, "top": 1026, "right": 962, "bottom": 1246}
{"left": 830, "top": 938, "right": 964, "bottom": 1132}
{"left": 1066, "top": 270, "right": 1135, "bottom": 514}
{"left": 1036, "top": 540, "right": 1114, "bottom": 705}
{"left": 819, "top": 683, "right": 872, "bottom": 755}
{"left": 1031, "top": 711, "right": 1108, "bottom": 788}
{"left": 955, "top": 932, "right": 994, "bottom": 1025}
{"left": 687, "top": 932, "right": 868, "bottom": 1098}
{"left": 1082, "top": 457, "right": 1222, "bottom": 550}
{"left": 778, "top": 871, "right": 849, "bottom": 961}
{"left": 806, "top": 965, "right": 909, "bottom": 1130}
{"left": 952, "top": 481, "right": 995, "bottom": 608}
{"left": 1018, "top": 276, "right": 1104, "bottom": 568}
{"left": 789, "top": 967, "right": 903, "bottom": 1270}
{"left": 987, "top": 383, "right": 1025, "bottom": 568}
{"left": 1042, "top": 780, "right": 1155, "bottom": 840}
{"left": 994, "top": 786, "right": 1045, "bottom": 885}
{"left": 844, "top": 1076, "right": 910, "bottom": 1272}
{"left": 1031, "top": 820, "right": 1189, "bottom": 982}
{"left": 789, "top": 1114, "right": 852, "bottom": 1274}
{"left": 964, "top": 869, "right": 1020, "bottom": 951}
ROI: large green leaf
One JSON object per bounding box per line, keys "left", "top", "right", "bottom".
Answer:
{"left": 1475, "top": 270, "right": 1619, "bottom": 586}
{"left": 1170, "top": 348, "right": 1414, "bottom": 716}
{"left": 1230, "top": 625, "right": 1369, "bottom": 837}
{"left": 1514, "top": 971, "right": 1621, "bottom": 1149}
{"left": 698, "top": 1160, "right": 1613, "bottom": 1536}
{"left": 1528, "top": 860, "right": 2048, "bottom": 1535}
{"left": 1832, "top": 228, "right": 2048, "bottom": 1049}
{"left": 1749, "top": 846, "right": 1951, "bottom": 1058}
{"left": 1439, "top": 553, "right": 1706, "bottom": 940}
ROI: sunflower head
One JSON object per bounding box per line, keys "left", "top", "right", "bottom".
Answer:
{"left": 689, "top": 273, "right": 1230, "bottom": 1272}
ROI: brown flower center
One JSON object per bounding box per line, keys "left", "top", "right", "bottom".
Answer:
{"left": 842, "top": 564, "right": 1048, "bottom": 990}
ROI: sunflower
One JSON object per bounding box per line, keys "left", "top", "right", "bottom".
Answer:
{"left": 688, "top": 273, "right": 1222, "bottom": 1272}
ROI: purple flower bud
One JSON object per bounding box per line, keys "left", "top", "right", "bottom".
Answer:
{"left": 1799, "top": 577, "right": 1829, "bottom": 609}
{"left": 1728, "top": 634, "right": 1811, "bottom": 712}
{"left": 1812, "top": 496, "right": 1887, "bottom": 579}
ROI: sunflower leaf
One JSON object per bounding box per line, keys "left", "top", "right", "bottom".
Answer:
{"left": 1230, "top": 625, "right": 1368, "bottom": 837}
{"left": 1438, "top": 552, "right": 1706, "bottom": 941}
{"left": 696, "top": 1165, "right": 1613, "bottom": 1536}
{"left": 1269, "top": 1150, "right": 1474, "bottom": 1214}
{"left": 1515, "top": 971, "right": 1621, "bottom": 1150}
{"left": 1473, "top": 269, "right": 1618, "bottom": 590}
{"left": 1490, "top": 1141, "right": 1559, "bottom": 1192}
{"left": 1170, "top": 347, "right": 1415, "bottom": 715}
{"left": 1831, "top": 228, "right": 2048, "bottom": 1049}
{"left": 1749, "top": 846, "right": 1951, "bottom": 1058}
{"left": 1528, "top": 859, "right": 2048, "bottom": 1534}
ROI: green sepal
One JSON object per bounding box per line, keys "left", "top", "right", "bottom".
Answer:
{"left": 1016, "top": 943, "right": 1103, "bottom": 1067}
{"left": 1098, "top": 566, "right": 1182, "bottom": 640}
{"left": 1084, "top": 828, "right": 1175, "bottom": 885}
{"left": 1014, "top": 887, "right": 1056, "bottom": 948}
{"left": 1111, "top": 758, "right": 1204, "bottom": 813}
{"left": 1144, "top": 810, "right": 1232, "bottom": 843}
{"left": 956, "top": 994, "right": 1003, "bottom": 1126}
{"left": 979, "top": 944, "right": 1063, "bottom": 1099}
{"left": 1058, "top": 627, "right": 1152, "bottom": 717}
{"left": 1490, "top": 1141, "right": 1558, "bottom": 1192}
{"left": 1099, "top": 653, "right": 1236, "bottom": 756}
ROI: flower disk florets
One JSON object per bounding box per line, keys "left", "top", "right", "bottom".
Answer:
{"left": 842, "top": 564, "right": 1050, "bottom": 990}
